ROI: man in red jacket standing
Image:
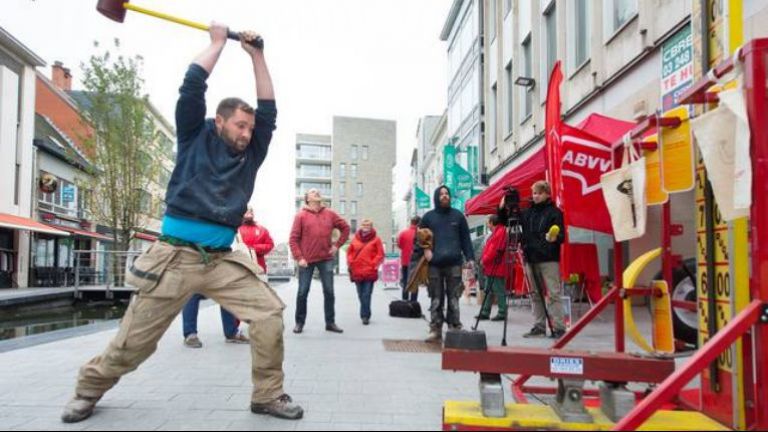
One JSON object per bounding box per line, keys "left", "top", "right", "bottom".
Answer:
{"left": 289, "top": 189, "right": 350, "bottom": 334}
{"left": 396, "top": 216, "right": 420, "bottom": 302}
{"left": 238, "top": 207, "right": 274, "bottom": 272}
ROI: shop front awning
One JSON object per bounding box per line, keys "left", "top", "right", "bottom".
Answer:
{"left": 0, "top": 213, "right": 69, "bottom": 236}
{"left": 464, "top": 148, "right": 545, "bottom": 215}
{"left": 45, "top": 224, "right": 113, "bottom": 241}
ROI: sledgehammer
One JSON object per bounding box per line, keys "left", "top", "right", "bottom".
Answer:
{"left": 96, "top": 0, "right": 264, "bottom": 49}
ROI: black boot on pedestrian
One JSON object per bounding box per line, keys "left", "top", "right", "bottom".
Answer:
{"left": 550, "top": 329, "right": 566, "bottom": 339}
{"left": 325, "top": 323, "right": 344, "bottom": 333}
{"left": 522, "top": 326, "right": 547, "bottom": 338}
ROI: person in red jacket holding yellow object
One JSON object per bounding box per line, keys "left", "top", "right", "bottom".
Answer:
{"left": 238, "top": 207, "right": 274, "bottom": 272}
{"left": 347, "top": 219, "right": 385, "bottom": 325}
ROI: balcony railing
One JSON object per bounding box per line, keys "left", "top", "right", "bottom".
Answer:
{"left": 38, "top": 201, "right": 78, "bottom": 219}
{"left": 296, "top": 151, "right": 332, "bottom": 161}
{"left": 296, "top": 171, "right": 332, "bottom": 180}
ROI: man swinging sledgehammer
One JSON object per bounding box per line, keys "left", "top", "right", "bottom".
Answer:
{"left": 61, "top": 23, "right": 304, "bottom": 423}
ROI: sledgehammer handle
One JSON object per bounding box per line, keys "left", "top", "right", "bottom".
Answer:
{"left": 226, "top": 30, "right": 265, "bottom": 49}
{"left": 123, "top": 2, "right": 264, "bottom": 49}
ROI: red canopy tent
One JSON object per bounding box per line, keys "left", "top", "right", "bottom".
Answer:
{"left": 463, "top": 113, "right": 635, "bottom": 220}
{"left": 464, "top": 62, "right": 637, "bottom": 302}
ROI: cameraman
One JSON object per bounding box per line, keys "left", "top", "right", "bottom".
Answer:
{"left": 510, "top": 180, "right": 566, "bottom": 339}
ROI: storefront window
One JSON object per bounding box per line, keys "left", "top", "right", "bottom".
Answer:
{"left": 34, "top": 237, "right": 55, "bottom": 267}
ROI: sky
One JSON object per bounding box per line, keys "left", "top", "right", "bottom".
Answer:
{"left": 1, "top": 0, "right": 451, "bottom": 243}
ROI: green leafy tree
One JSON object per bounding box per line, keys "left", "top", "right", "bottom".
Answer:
{"left": 77, "top": 40, "right": 162, "bottom": 283}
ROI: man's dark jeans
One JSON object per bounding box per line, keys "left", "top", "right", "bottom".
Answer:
{"left": 400, "top": 265, "right": 418, "bottom": 302}
{"left": 295, "top": 259, "right": 336, "bottom": 325}
{"left": 427, "top": 265, "right": 463, "bottom": 330}
{"left": 182, "top": 293, "right": 238, "bottom": 338}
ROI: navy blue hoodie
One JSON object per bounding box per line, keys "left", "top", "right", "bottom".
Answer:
{"left": 164, "top": 64, "right": 276, "bottom": 229}
{"left": 412, "top": 186, "right": 474, "bottom": 267}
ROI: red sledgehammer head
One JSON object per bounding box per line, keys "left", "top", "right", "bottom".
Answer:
{"left": 97, "top": 0, "right": 128, "bottom": 23}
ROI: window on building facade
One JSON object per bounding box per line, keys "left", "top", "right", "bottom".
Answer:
{"left": 159, "top": 134, "right": 174, "bottom": 157}
{"left": 605, "top": 0, "right": 638, "bottom": 36}
{"left": 339, "top": 162, "right": 346, "bottom": 178}
{"left": 339, "top": 181, "right": 346, "bottom": 197}
{"left": 298, "top": 144, "right": 331, "bottom": 160}
{"left": 302, "top": 164, "right": 330, "bottom": 178}
{"left": 38, "top": 173, "right": 79, "bottom": 218}
{"left": 489, "top": 83, "right": 497, "bottom": 151}
{"left": 350, "top": 219, "right": 357, "bottom": 233}
{"left": 356, "top": 183, "right": 363, "bottom": 197}
{"left": 14, "top": 164, "right": 20, "bottom": 205}
{"left": 339, "top": 200, "right": 346, "bottom": 214}
{"left": 521, "top": 35, "right": 532, "bottom": 121}
{"left": 159, "top": 167, "right": 172, "bottom": 185}
{"left": 504, "top": 0, "right": 512, "bottom": 16}
{"left": 34, "top": 238, "right": 56, "bottom": 267}
{"left": 570, "top": 0, "right": 590, "bottom": 71}
{"left": 488, "top": 0, "right": 497, "bottom": 41}
{"left": 351, "top": 145, "right": 358, "bottom": 160}
{"left": 350, "top": 164, "right": 357, "bottom": 179}
{"left": 351, "top": 201, "right": 357, "bottom": 216}
{"left": 139, "top": 190, "right": 152, "bottom": 214}
{"left": 541, "top": 1, "right": 557, "bottom": 101}
{"left": 505, "top": 62, "right": 513, "bottom": 133}
{"left": 362, "top": 145, "right": 369, "bottom": 160}
{"left": 155, "top": 199, "right": 166, "bottom": 219}
{"left": 298, "top": 182, "right": 332, "bottom": 197}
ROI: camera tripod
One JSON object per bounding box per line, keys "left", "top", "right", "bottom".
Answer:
{"left": 472, "top": 212, "right": 555, "bottom": 345}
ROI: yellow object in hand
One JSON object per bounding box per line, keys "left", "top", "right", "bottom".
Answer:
{"left": 546, "top": 225, "right": 560, "bottom": 242}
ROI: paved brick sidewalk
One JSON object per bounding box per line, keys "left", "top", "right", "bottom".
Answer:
{"left": 0, "top": 277, "right": 658, "bottom": 430}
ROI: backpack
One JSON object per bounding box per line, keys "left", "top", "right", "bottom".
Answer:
{"left": 388, "top": 300, "right": 422, "bottom": 318}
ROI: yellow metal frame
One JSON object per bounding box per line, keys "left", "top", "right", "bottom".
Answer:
{"left": 443, "top": 401, "right": 730, "bottom": 431}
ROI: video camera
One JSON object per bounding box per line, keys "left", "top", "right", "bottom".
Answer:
{"left": 502, "top": 186, "right": 521, "bottom": 219}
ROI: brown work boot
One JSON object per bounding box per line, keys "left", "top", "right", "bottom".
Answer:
{"left": 251, "top": 393, "right": 304, "bottom": 420}
{"left": 61, "top": 395, "right": 100, "bottom": 423}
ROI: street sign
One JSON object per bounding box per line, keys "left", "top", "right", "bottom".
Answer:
{"left": 661, "top": 25, "right": 694, "bottom": 111}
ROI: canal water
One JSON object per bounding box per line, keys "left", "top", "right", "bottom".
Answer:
{"left": 0, "top": 300, "right": 128, "bottom": 341}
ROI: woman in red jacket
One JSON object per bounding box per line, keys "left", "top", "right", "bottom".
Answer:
{"left": 347, "top": 219, "right": 385, "bottom": 325}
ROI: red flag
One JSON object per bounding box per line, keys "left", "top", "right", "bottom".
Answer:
{"left": 545, "top": 61, "right": 564, "bottom": 207}
{"left": 559, "top": 123, "right": 615, "bottom": 234}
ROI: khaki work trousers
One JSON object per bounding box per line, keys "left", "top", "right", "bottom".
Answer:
{"left": 525, "top": 261, "right": 566, "bottom": 332}
{"left": 73, "top": 241, "right": 286, "bottom": 404}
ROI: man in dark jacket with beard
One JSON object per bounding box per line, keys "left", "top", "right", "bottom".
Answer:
{"left": 520, "top": 180, "right": 566, "bottom": 339}
{"left": 412, "top": 186, "right": 474, "bottom": 342}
